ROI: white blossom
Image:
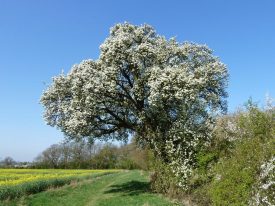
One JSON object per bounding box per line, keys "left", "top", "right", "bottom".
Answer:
{"left": 41, "top": 23, "right": 228, "bottom": 189}
{"left": 250, "top": 156, "right": 275, "bottom": 206}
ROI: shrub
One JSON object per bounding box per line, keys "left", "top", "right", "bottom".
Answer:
{"left": 207, "top": 103, "right": 275, "bottom": 206}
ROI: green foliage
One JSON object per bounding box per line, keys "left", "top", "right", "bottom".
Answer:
{"left": 196, "top": 151, "right": 217, "bottom": 175}
{"left": 238, "top": 100, "right": 275, "bottom": 140}
{"left": 150, "top": 158, "right": 183, "bottom": 199}
{"left": 208, "top": 137, "right": 270, "bottom": 205}
{"left": 206, "top": 102, "right": 275, "bottom": 206}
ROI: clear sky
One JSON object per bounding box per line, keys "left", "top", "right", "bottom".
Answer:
{"left": 0, "top": 0, "right": 274, "bottom": 162}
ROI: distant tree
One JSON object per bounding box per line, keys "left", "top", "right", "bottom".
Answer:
{"left": 41, "top": 23, "right": 228, "bottom": 188}
{"left": 2, "top": 156, "right": 16, "bottom": 167}
{"left": 34, "top": 140, "right": 100, "bottom": 169}
{"left": 59, "top": 142, "right": 72, "bottom": 169}
{"left": 35, "top": 144, "right": 62, "bottom": 168}
{"left": 91, "top": 144, "right": 118, "bottom": 169}
{"left": 69, "top": 140, "right": 89, "bottom": 168}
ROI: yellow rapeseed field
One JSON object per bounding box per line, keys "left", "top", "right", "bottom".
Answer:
{"left": 0, "top": 169, "right": 120, "bottom": 186}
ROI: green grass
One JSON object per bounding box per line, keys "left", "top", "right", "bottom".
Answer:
{"left": 1, "top": 170, "right": 178, "bottom": 206}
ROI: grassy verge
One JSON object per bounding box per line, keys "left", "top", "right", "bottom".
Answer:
{"left": 1, "top": 170, "right": 179, "bottom": 206}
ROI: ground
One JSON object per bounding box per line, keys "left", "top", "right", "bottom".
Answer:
{"left": 2, "top": 170, "right": 178, "bottom": 206}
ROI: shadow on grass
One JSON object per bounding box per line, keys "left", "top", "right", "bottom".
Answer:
{"left": 104, "top": 181, "right": 150, "bottom": 196}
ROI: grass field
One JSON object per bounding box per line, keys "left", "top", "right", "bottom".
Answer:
{"left": 0, "top": 170, "right": 178, "bottom": 206}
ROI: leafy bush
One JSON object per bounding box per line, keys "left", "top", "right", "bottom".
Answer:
{"left": 208, "top": 137, "right": 271, "bottom": 205}
{"left": 207, "top": 102, "right": 275, "bottom": 206}
{"left": 174, "top": 101, "right": 275, "bottom": 206}
{"left": 150, "top": 158, "right": 182, "bottom": 198}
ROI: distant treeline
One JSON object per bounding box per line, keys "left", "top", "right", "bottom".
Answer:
{"left": 33, "top": 140, "right": 151, "bottom": 170}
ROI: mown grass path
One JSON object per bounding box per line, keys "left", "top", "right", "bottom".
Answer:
{"left": 3, "top": 170, "right": 178, "bottom": 206}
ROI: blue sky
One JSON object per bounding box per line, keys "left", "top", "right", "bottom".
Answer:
{"left": 0, "top": 0, "right": 274, "bottom": 161}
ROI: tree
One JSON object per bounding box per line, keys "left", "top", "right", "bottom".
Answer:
{"left": 1, "top": 156, "right": 16, "bottom": 167}
{"left": 34, "top": 140, "right": 97, "bottom": 169}
{"left": 35, "top": 144, "right": 62, "bottom": 168}
{"left": 41, "top": 23, "right": 228, "bottom": 188}
{"left": 91, "top": 144, "right": 118, "bottom": 169}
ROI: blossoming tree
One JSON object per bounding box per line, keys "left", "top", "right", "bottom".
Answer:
{"left": 41, "top": 23, "right": 228, "bottom": 188}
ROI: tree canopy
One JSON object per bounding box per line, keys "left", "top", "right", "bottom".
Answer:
{"left": 41, "top": 22, "right": 228, "bottom": 188}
